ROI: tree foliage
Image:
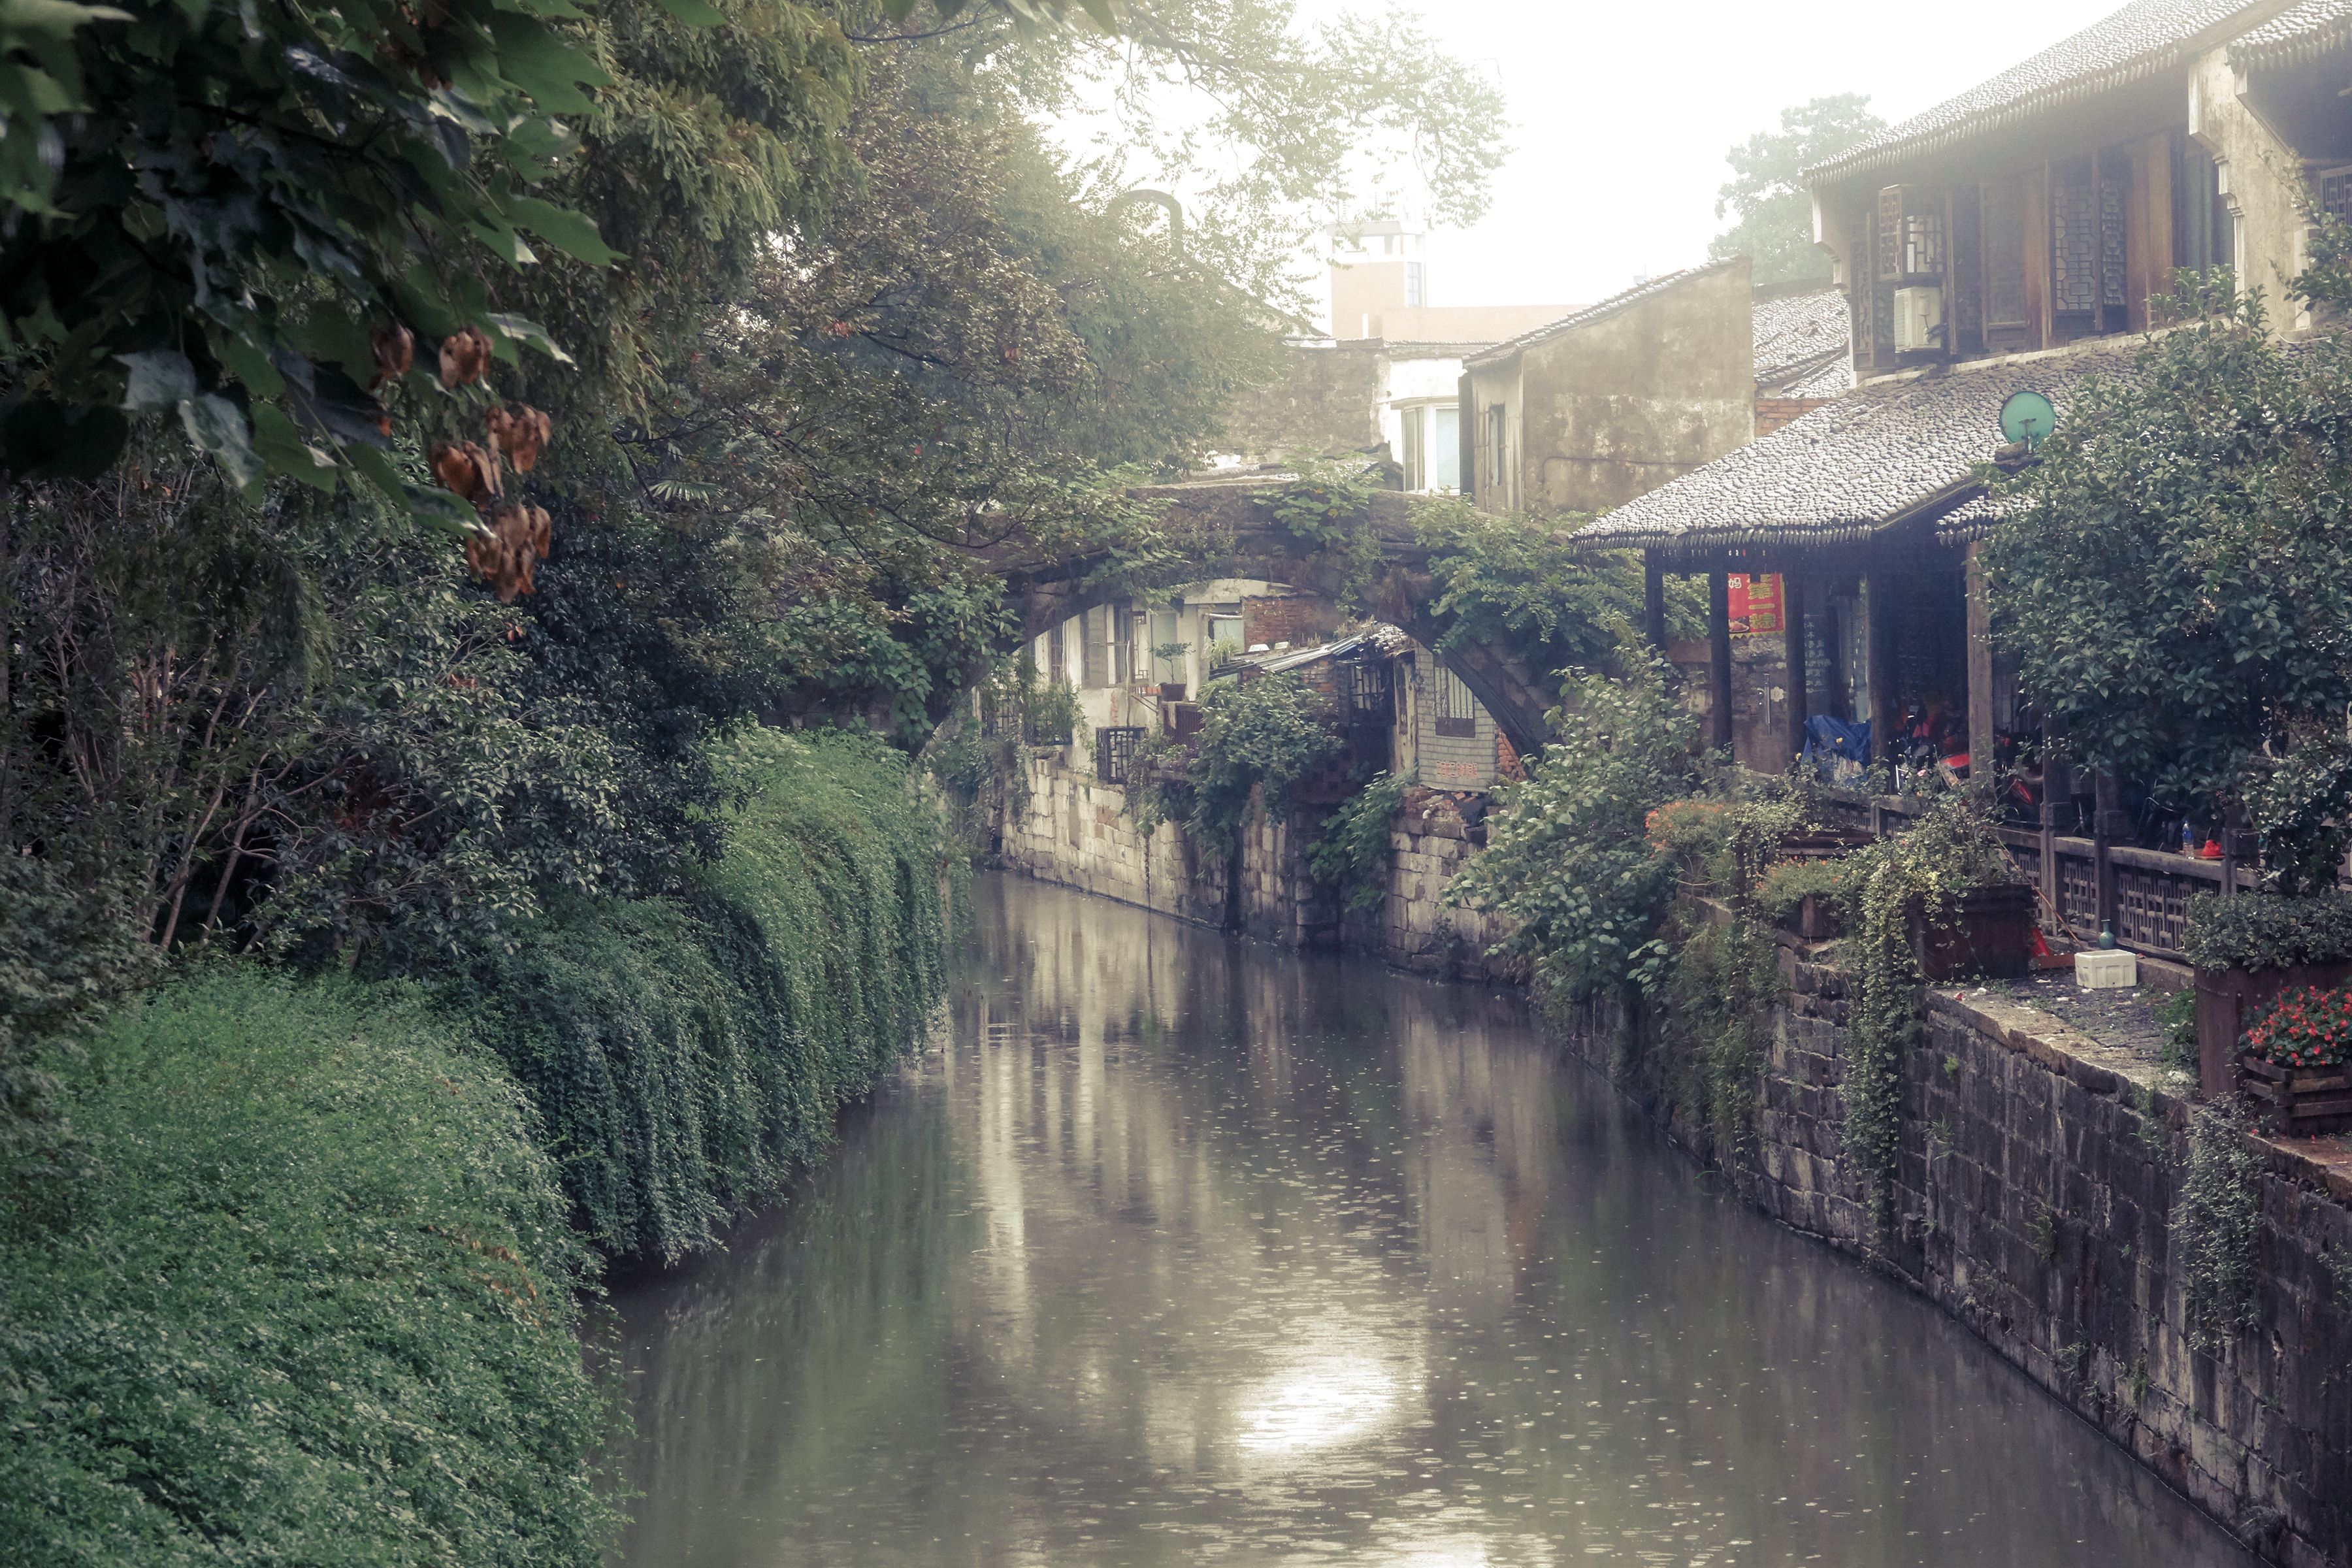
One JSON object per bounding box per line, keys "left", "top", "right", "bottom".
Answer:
{"left": 1981, "top": 282, "right": 2352, "bottom": 892}
{"left": 1708, "top": 94, "right": 1885, "bottom": 286}
{"left": 1443, "top": 649, "right": 1703, "bottom": 1002}
{"left": 1186, "top": 672, "right": 1337, "bottom": 860}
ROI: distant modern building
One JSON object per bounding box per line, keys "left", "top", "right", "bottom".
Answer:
{"left": 1326, "top": 214, "right": 1582, "bottom": 345}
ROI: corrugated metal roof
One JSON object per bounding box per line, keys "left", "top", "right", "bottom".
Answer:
{"left": 1572, "top": 342, "right": 2139, "bottom": 553}
{"left": 1806, "top": 0, "right": 2266, "bottom": 186}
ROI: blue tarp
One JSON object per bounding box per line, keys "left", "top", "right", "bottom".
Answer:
{"left": 1801, "top": 715, "right": 1871, "bottom": 769}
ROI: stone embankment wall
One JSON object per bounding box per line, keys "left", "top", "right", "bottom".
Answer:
{"left": 1002, "top": 755, "right": 1516, "bottom": 979}
{"left": 1559, "top": 928, "right": 2352, "bottom": 1567}
{"left": 1002, "top": 749, "right": 2352, "bottom": 1560}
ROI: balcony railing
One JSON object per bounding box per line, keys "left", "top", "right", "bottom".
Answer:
{"left": 1805, "top": 785, "right": 2256, "bottom": 962}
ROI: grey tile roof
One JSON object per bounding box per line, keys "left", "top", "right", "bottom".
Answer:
{"left": 1572, "top": 342, "right": 2140, "bottom": 554}
{"left": 1753, "top": 287, "right": 1852, "bottom": 392}
{"left": 1772, "top": 353, "right": 1855, "bottom": 399}
{"left": 2232, "top": 0, "right": 2352, "bottom": 65}
{"left": 1463, "top": 259, "right": 1746, "bottom": 368}
{"left": 1807, "top": 0, "right": 2261, "bottom": 186}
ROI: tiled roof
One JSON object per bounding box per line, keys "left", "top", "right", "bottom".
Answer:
{"left": 1463, "top": 259, "right": 1746, "bottom": 368}
{"left": 1573, "top": 342, "right": 2139, "bottom": 553}
{"left": 2232, "top": 0, "right": 2352, "bottom": 65}
{"left": 1807, "top": 0, "right": 2262, "bottom": 186}
{"left": 1772, "top": 353, "right": 1855, "bottom": 400}
{"left": 1753, "top": 287, "right": 1851, "bottom": 393}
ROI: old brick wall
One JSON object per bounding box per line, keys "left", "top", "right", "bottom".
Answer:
{"left": 1754, "top": 395, "right": 1836, "bottom": 435}
{"left": 1243, "top": 595, "right": 1332, "bottom": 651}
{"left": 1550, "top": 931, "right": 2352, "bottom": 1567}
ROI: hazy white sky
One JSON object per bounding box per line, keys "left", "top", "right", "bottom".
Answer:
{"left": 1334, "top": 0, "right": 2131, "bottom": 314}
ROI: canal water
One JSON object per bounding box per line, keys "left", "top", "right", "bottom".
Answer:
{"left": 611, "top": 875, "right": 2242, "bottom": 1567}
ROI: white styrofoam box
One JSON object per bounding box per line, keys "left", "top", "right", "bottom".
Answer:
{"left": 2075, "top": 950, "right": 2138, "bottom": 989}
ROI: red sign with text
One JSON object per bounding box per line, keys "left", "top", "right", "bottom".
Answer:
{"left": 1728, "top": 573, "right": 1783, "bottom": 636}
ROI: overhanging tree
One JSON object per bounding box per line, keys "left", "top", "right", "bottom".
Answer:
{"left": 1981, "top": 276, "right": 2352, "bottom": 892}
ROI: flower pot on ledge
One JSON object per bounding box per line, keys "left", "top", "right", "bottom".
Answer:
{"left": 2196, "top": 961, "right": 2352, "bottom": 1100}
{"left": 1908, "top": 883, "right": 2035, "bottom": 981}
{"left": 1159, "top": 682, "right": 1186, "bottom": 701}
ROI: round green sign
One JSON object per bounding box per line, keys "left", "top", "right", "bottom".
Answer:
{"left": 2000, "top": 389, "right": 2057, "bottom": 447}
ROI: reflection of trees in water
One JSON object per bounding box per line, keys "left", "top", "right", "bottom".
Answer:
{"left": 614, "top": 877, "right": 2232, "bottom": 1568}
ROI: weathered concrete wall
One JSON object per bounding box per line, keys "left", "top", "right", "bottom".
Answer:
{"left": 1554, "top": 930, "right": 2352, "bottom": 1567}
{"left": 1220, "top": 342, "right": 1386, "bottom": 465}
{"left": 1468, "top": 258, "right": 1756, "bottom": 519}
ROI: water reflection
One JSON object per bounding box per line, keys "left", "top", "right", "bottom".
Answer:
{"left": 612, "top": 875, "right": 2242, "bottom": 1567}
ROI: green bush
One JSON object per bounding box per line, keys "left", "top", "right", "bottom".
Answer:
{"left": 2182, "top": 890, "right": 2352, "bottom": 972}
{"left": 0, "top": 971, "right": 617, "bottom": 1567}
{"left": 461, "top": 727, "right": 949, "bottom": 1263}
{"left": 1756, "top": 856, "right": 1858, "bottom": 923}
{"left": 1446, "top": 651, "right": 1704, "bottom": 1002}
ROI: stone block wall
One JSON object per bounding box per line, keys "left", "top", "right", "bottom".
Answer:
{"left": 1553, "top": 929, "right": 2352, "bottom": 1567}
{"left": 1000, "top": 754, "right": 1518, "bottom": 979}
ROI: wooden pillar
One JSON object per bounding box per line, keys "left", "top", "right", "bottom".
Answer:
{"left": 2093, "top": 769, "right": 2127, "bottom": 942}
{"left": 1865, "top": 569, "right": 1897, "bottom": 773}
{"left": 1708, "top": 570, "right": 1734, "bottom": 757}
{"left": 1781, "top": 572, "right": 1808, "bottom": 767}
{"left": 1642, "top": 551, "right": 1667, "bottom": 651}
{"left": 1964, "top": 540, "right": 1995, "bottom": 786}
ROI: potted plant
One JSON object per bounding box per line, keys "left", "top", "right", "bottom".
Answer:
{"left": 2236, "top": 983, "right": 2352, "bottom": 1134}
{"left": 1151, "top": 640, "right": 1190, "bottom": 701}
{"left": 2185, "top": 890, "right": 2352, "bottom": 1099}
{"left": 1850, "top": 791, "right": 2034, "bottom": 980}
{"left": 1758, "top": 856, "right": 1854, "bottom": 942}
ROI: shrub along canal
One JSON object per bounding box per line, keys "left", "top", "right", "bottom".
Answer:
{"left": 610, "top": 875, "right": 2241, "bottom": 1566}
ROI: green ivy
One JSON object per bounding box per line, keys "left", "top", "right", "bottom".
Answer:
{"left": 2175, "top": 1098, "right": 2265, "bottom": 1350}
{"left": 457, "top": 728, "right": 949, "bottom": 1264}
{"left": 1186, "top": 674, "right": 1340, "bottom": 864}
{"left": 1262, "top": 457, "right": 1384, "bottom": 611}
{"left": 1309, "top": 770, "right": 1414, "bottom": 913}
{"left": 1837, "top": 789, "right": 2023, "bottom": 1226}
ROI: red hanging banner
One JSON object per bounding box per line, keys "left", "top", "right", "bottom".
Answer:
{"left": 1728, "top": 573, "right": 1784, "bottom": 636}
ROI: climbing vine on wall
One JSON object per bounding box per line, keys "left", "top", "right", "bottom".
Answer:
{"left": 1309, "top": 770, "right": 1414, "bottom": 912}
{"left": 2176, "top": 1097, "right": 2266, "bottom": 1350}
{"left": 1838, "top": 791, "right": 2022, "bottom": 1227}
{"left": 1262, "top": 457, "right": 1385, "bottom": 611}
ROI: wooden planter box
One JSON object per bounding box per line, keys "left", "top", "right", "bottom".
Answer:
{"left": 1910, "top": 883, "right": 2035, "bottom": 981}
{"left": 1773, "top": 892, "right": 1842, "bottom": 943}
{"left": 2239, "top": 1053, "right": 2352, "bottom": 1135}
{"left": 2196, "top": 961, "right": 2352, "bottom": 1100}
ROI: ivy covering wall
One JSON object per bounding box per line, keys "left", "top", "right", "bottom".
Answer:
{"left": 459, "top": 728, "right": 950, "bottom": 1264}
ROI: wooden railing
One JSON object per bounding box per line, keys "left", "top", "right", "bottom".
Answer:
{"left": 1806, "top": 786, "right": 2255, "bottom": 962}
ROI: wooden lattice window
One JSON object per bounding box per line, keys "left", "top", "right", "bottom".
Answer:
{"left": 1431, "top": 661, "right": 1478, "bottom": 738}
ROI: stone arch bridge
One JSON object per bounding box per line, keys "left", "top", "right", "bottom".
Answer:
{"left": 985, "top": 477, "right": 1565, "bottom": 759}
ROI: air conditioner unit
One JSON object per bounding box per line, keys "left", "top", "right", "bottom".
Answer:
{"left": 1893, "top": 286, "right": 1943, "bottom": 352}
